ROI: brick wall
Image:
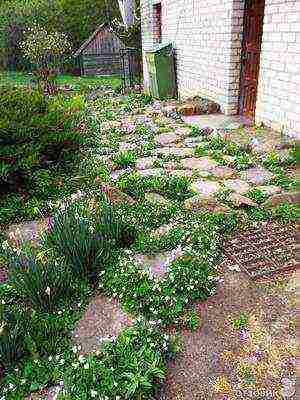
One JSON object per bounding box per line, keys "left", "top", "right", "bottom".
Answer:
{"left": 256, "top": 0, "right": 300, "bottom": 135}
{"left": 141, "top": 0, "right": 244, "bottom": 114}
{"left": 141, "top": 0, "right": 300, "bottom": 134}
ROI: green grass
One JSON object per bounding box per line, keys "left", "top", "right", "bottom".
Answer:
{"left": 0, "top": 71, "right": 122, "bottom": 90}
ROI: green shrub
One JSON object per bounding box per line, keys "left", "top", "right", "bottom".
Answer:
{"left": 232, "top": 312, "right": 249, "bottom": 330}
{"left": 184, "top": 310, "right": 201, "bottom": 331}
{"left": 164, "top": 176, "right": 191, "bottom": 201}
{"left": 6, "top": 247, "right": 75, "bottom": 313}
{"left": 112, "top": 150, "right": 137, "bottom": 169}
{"left": 116, "top": 171, "right": 145, "bottom": 199}
{"left": 0, "top": 305, "right": 30, "bottom": 369}
{"left": 245, "top": 188, "right": 267, "bottom": 204}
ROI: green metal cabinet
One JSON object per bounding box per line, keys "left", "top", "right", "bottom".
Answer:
{"left": 145, "top": 43, "right": 176, "bottom": 99}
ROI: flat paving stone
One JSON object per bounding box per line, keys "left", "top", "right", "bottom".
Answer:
{"left": 134, "top": 247, "right": 182, "bottom": 280}
{"left": 189, "top": 180, "right": 221, "bottom": 197}
{"left": 182, "top": 114, "right": 250, "bottom": 131}
{"left": 7, "top": 218, "right": 52, "bottom": 246}
{"left": 73, "top": 295, "right": 132, "bottom": 354}
{"left": 184, "top": 196, "right": 230, "bottom": 213}
{"left": 259, "top": 185, "right": 282, "bottom": 196}
{"left": 136, "top": 156, "right": 158, "bottom": 170}
{"left": 209, "top": 166, "right": 236, "bottom": 179}
{"left": 155, "top": 132, "right": 183, "bottom": 146}
{"left": 240, "top": 166, "right": 275, "bottom": 185}
{"left": 184, "top": 137, "right": 205, "bottom": 148}
{"left": 181, "top": 156, "right": 218, "bottom": 171}
{"left": 139, "top": 168, "right": 164, "bottom": 177}
{"left": 227, "top": 192, "right": 256, "bottom": 208}
{"left": 223, "top": 179, "right": 251, "bottom": 194}
{"left": 171, "top": 169, "right": 194, "bottom": 178}
{"left": 263, "top": 191, "right": 299, "bottom": 207}
{"left": 152, "top": 147, "right": 193, "bottom": 157}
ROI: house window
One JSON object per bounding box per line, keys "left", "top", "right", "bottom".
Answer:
{"left": 153, "top": 3, "right": 162, "bottom": 43}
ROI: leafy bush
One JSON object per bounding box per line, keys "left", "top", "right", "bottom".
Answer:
{"left": 116, "top": 171, "right": 145, "bottom": 199}
{"left": 184, "top": 310, "right": 201, "bottom": 331}
{"left": 112, "top": 150, "right": 137, "bottom": 169}
{"left": 0, "top": 305, "right": 30, "bottom": 370}
{"left": 44, "top": 194, "right": 129, "bottom": 282}
{"left": 5, "top": 247, "right": 75, "bottom": 313}
{"left": 164, "top": 176, "right": 191, "bottom": 201}
{"left": 245, "top": 188, "right": 267, "bottom": 204}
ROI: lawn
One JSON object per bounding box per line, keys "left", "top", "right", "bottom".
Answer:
{"left": 0, "top": 71, "right": 122, "bottom": 90}
{"left": 0, "top": 77, "right": 297, "bottom": 399}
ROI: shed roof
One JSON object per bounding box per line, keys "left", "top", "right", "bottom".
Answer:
{"left": 74, "top": 23, "right": 124, "bottom": 57}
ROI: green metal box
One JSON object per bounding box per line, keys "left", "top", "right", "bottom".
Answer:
{"left": 145, "top": 43, "right": 176, "bottom": 99}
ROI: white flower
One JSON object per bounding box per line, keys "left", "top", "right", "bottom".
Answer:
{"left": 78, "top": 355, "right": 85, "bottom": 363}
{"left": 83, "top": 363, "right": 89, "bottom": 369}
{"left": 45, "top": 286, "right": 51, "bottom": 296}
{"left": 91, "top": 390, "right": 98, "bottom": 398}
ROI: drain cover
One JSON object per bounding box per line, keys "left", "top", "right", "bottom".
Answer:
{"left": 223, "top": 221, "right": 298, "bottom": 279}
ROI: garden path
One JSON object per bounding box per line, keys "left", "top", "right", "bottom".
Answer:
{"left": 5, "top": 96, "right": 298, "bottom": 400}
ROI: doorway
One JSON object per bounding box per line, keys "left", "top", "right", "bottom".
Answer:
{"left": 239, "top": 0, "right": 265, "bottom": 119}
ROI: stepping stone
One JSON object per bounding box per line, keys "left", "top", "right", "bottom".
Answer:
{"left": 155, "top": 131, "right": 182, "bottom": 146}
{"left": 98, "top": 184, "right": 135, "bottom": 205}
{"left": 152, "top": 147, "right": 193, "bottom": 157}
{"left": 227, "top": 193, "right": 256, "bottom": 208}
{"left": 223, "top": 179, "right": 250, "bottom": 194}
{"left": 263, "top": 191, "right": 299, "bottom": 207}
{"left": 7, "top": 218, "right": 52, "bottom": 246}
{"left": 181, "top": 156, "right": 218, "bottom": 170}
{"left": 136, "top": 156, "right": 158, "bottom": 170}
{"left": 110, "top": 169, "right": 132, "bottom": 181}
{"left": 73, "top": 295, "right": 132, "bottom": 354}
{"left": 145, "top": 193, "right": 169, "bottom": 205}
{"left": 174, "top": 127, "right": 191, "bottom": 137}
{"left": 139, "top": 168, "right": 164, "bottom": 177}
{"left": 171, "top": 169, "right": 194, "bottom": 178}
{"left": 209, "top": 166, "right": 236, "bottom": 179}
{"left": 184, "top": 137, "right": 205, "bottom": 148}
{"left": 134, "top": 247, "right": 183, "bottom": 280}
{"left": 240, "top": 167, "right": 275, "bottom": 185}
{"left": 184, "top": 196, "right": 230, "bottom": 213}
{"left": 259, "top": 185, "right": 282, "bottom": 196}
{"left": 119, "top": 142, "right": 138, "bottom": 151}
{"left": 189, "top": 180, "right": 221, "bottom": 197}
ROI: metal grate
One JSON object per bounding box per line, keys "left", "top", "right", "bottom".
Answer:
{"left": 223, "top": 221, "right": 298, "bottom": 280}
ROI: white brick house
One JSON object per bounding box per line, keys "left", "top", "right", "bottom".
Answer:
{"left": 140, "top": 0, "right": 300, "bottom": 135}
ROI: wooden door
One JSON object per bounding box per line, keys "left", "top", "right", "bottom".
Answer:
{"left": 239, "top": 0, "right": 265, "bottom": 119}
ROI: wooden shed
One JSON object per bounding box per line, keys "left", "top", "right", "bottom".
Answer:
{"left": 74, "top": 23, "right": 128, "bottom": 76}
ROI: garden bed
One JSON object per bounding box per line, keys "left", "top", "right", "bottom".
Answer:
{"left": 0, "top": 81, "right": 297, "bottom": 399}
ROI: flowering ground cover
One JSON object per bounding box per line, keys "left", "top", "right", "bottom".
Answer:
{"left": 0, "top": 82, "right": 298, "bottom": 399}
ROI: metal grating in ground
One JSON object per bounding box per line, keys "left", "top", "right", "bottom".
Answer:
{"left": 223, "top": 221, "right": 298, "bottom": 280}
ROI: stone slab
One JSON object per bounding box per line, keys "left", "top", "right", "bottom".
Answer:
{"left": 152, "top": 147, "right": 193, "bottom": 157}
{"left": 181, "top": 157, "right": 218, "bottom": 171}
{"left": 189, "top": 180, "right": 221, "bottom": 197}
{"left": 223, "top": 179, "right": 251, "bottom": 194}
{"left": 240, "top": 167, "right": 275, "bottom": 185}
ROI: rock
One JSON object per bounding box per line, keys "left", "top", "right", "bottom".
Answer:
{"left": 7, "top": 218, "right": 53, "bottom": 247}
{"left": 184, "top": 196, "right": 230, "bottom": 213}
{"left": 145, "top": 193, "right": 169, "bottom": 205}
{"left": 134, "top": 247, "right": 183, "bottom": 280}
{"left": 136, "top": 156, "right": 158, "bottom": 170}
{"left": 152, "top": 147, "right": 193, "bottom": 157}
{"left": 223, "top": 179, "right": 251, "bottom": 194}
{"left": 240, "top": 167, "right": 275, "bottom": 185}
{"left": 139, "top": 168, "right": 164, "bottom": 177}
{"left": 184, "top": 137, "right": 205, "bottom": 148}
{"left": 227, "top": 193, "right": 256, "bottom": 208}
{"left": 263, "top": 191, "right": 299, "bottom": 207}
{"left": 119, "top": 141, "right": 138, "bottom": 151}
{"left": 189, "top": 180, "right": 221, "bottom": 197}
{"left": 209, "top": 166, "right": 236, "bottom": 179}
{"left": 171, "top": 169, "right": 194, "bottom": 178}
{"left": 73, "top": 295, "right": 132, "bottom": 354}
{"left": 155, "top": 132, "right": 183, "bottom": 146}
{"left": 178, "top": 96, "right": 220, "bottom": 116}
{"left": 174, "top": 127, "right": 191, "bottom": 137}
{"left": 258, "top": 185, "right": 282, "bottom": 196}
{"left": 110, "top": 169, "right": 131, "bottom": 181}
{"left": 181, "top": 156, "right": 218, "bottom": 171}
{"left": 100, "top": 184, "right": 135, "bottom": 204}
